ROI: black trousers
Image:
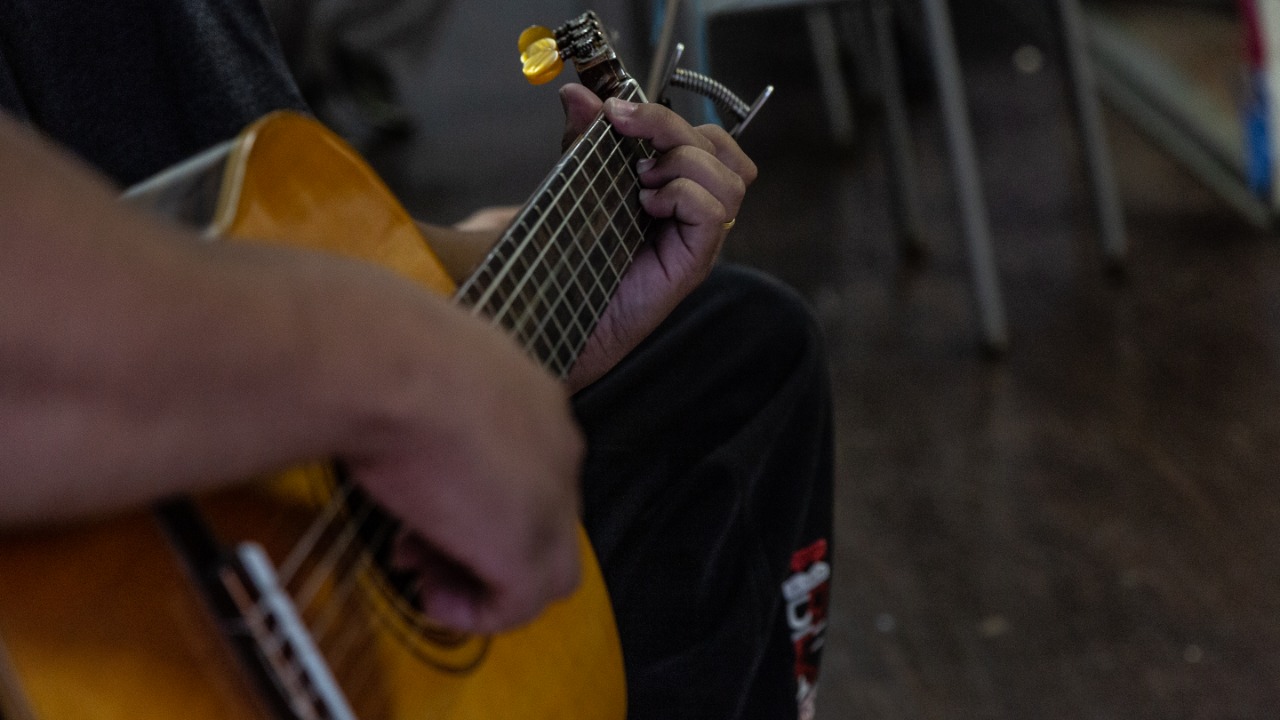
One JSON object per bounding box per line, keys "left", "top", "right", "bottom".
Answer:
{"left": 574, "top": 264, "right": 834, "bottom": 720}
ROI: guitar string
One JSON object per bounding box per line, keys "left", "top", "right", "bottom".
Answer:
{"left": 299, "top": 172, "right": 655, "bottom": 638}
{"left": 492, "top": 116, "right": 653, "bottom": 374}
{"left": 458, "top": 82, "right": 642, "bottom": 317}
{"left": 289, "top": 514, "right": 405, "bottom": 703}
{"left": 525, "top": 186, "right": 651, "bottom": 377}
{"left": 238, "top": 487, "right": 393, "bottom": 710}
{"left": 315, "top": 577, "right": 388, "bottom": 705}
{"left": 473, "top": 125, "right": 609, "bottom": 328}
{"left": 500, "top": 132, "right": 631, "bottom": 352}
{"left": 458, "top": 80, "right": 642, "bottom": 314}
{"left": 505, "top": 138, "right": 653, "bottom": 375}
{"left": 540, "top": 203, "right": 651, "bottom": 377}
{"left": 306, "top": 527, "right": 395, "bottom": 647}
{"left": 272, "top": 475, "right": 410, "bottom": 637}
{"left": 497, "top": 117, "right": 650, "bottom": 347}
{"left": 255, "top": 83, "right": 654, "bottom": 678}
{"left": 284, "top": 134, "right": 653, "bottom": 650}
{"left": 328, "top": 615, "right": 403, "bottom": 718}
{"left": 286, "top": 504, "right": 369, "bottom": 610}
{"left": 514, "top": 210, "right": 625, "bottom": 376}
{"left": 219, "top": 566, "right": 332, "bottom": 718}
{"left": 227, "top": 484, "right": 376, "bottom": 698}
{"left": 318, "top": 546, "right": 482, "bottom": 691}
{"left": 298, "top": 496, "right": 402, "bottom": 626}
{"left": 277, "top": 481, "right": 359, "bottom": 586}
{"left": 253, "top": 631, "right": 328, "bottom": 720}
{"left": 260, "top": 175, "right": 652, "bottom": 697}
{"left": 456, "top": 118, "right": 605, "bottom": 315}
{"left": 233, "top": 488, "right": 419, "bottom": 711}
{"left": 316, "top": 590, "right": 378, "bottom": 671}
{"left": 242, "top": 463, "right": 434, "bottom": 654}
{"left": 499, "top": 154, "right": 614, "bottom": 369}
{"left": 260, "top": 473, "right": 438, "bottom": 659}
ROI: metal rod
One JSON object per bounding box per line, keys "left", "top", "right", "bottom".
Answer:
{"left": 1056, "top": 0, "right": 1128, "bottom": 266}
{"left": 646, "top": 0, "right": 684, "bottom": 100}
{"left": 804, "top": 4, "right": 856, "bottom": 147}
{"left": 869, "top": 0, "right": 927, "bottom": 257}
{"left": 920, "top": 0, "right": 1009, "bottom": 352}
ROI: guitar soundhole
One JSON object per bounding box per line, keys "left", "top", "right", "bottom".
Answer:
{"left": 333, "top": 478, "right": 490, "bottom": 670}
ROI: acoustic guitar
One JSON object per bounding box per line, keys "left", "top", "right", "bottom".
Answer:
{"left": 0, "top": 12, "right": 653, "bottom": 719}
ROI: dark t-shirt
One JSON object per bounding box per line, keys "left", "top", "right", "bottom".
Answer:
{"left": 0, "top": 0, "right": 307, "bottom": 185}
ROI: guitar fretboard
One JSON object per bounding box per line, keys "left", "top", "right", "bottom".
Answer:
{"left": 454, "top": 83, "right": 654, "bottom": 379}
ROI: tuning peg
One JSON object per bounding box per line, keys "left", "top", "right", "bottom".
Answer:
{"left": 518, "top": 25, "right": 554, "bottom": 54}
{"left": 519, "top": 26, "right": 564, "bottom": 85}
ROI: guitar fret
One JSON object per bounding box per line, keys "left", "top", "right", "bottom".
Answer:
{"left": 542, "top": 281, "right": 589, "bottom": 375}
{"left": 514, "top": 238, "right": 587, "bottom": 369}
{"left": 482, "top": 129, "right": 604, "bottom": 317}
{"left": 513, "top": 259, "right": 576, "bottom": 358}
{"left": 455, "top": 79, "right": 656, "bottom": 374}
{"left": 538, "top": 205, "right": 608, "bottom": 359}
{"left": 512, "top": 216, "right": 584, "bottom": 337}
{"left": 468, "top": 164, "right": 577, "bottom": 316}
{"left": 484, "top": 196, "right": 582, "bottom": 328}
{"left": 523, "top": 182, "right": 649, "bottom": 364}
{"left": 527, "top": 267, "right": 603, "bottom": 373}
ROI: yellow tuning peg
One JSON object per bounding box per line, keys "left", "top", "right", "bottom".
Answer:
{"left": 518, "top": 25, "right": 554, "bottom": 54}
{"left": 519, "top": 26, "right": 563, "bottom": 85}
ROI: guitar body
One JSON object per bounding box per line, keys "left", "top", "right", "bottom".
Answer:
{"left": 0, "top": 112, "right": 626, "bottom": 719}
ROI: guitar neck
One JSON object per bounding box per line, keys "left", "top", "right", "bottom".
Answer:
{"left": 454, "top": 80, "right": 654, "bottom": 378}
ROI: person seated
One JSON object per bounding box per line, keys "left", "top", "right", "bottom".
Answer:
{"left": 0, "top": 2, "right": 832, "bottom": 718}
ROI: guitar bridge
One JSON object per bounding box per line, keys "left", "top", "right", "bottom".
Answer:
{"left": 156, "top": 498, "right": 357, "bottom": 720}
{"left": 221, "top": 543, "right": 358, "bottom": 720}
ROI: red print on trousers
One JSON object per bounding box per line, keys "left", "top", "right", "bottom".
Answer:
{"left": 783, "top": 539, "right": 829, "bottom": 720}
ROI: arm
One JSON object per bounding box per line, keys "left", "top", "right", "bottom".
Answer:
{"left": 416, "top": 206, "right": 519, "bottom": 283}
{"left": 0, "top": 113, "right": 582, "bottom": 633}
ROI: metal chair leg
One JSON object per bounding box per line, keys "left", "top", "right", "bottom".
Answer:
{"left": 920, "top": 0, "right": 1009, "bottom": 353}
{"left": 1055, "top": 0, "right": 1128, "bottom": 268}
{"left": 804, "top": 4, "right": 857, "bottom": 147}
{"left": 867, "top": 0, "right": 927, "bottom": 260}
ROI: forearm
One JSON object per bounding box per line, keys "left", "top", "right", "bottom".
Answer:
{"left": 0, "top": 116, "right": 449, "bottom": 524}
{"left": 2, "top": 249, "right": 351, "bottom": 522}
{"left": 0, "top": 115, "right": 588, "bottom": 631}
{"left": 417, "top": 205, "right": 520, "bottom": 284}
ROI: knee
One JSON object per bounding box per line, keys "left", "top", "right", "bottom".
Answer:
{"left": 694, "top": 264, "right": 829, "bottom": 392}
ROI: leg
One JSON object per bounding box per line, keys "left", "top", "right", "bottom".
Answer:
{"left": 574, "top": 264, "right": 834, "bottom": 720}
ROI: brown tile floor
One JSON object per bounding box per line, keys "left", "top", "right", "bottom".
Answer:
{"left": 699, "top": 6, "right": 1280, "bottom": 719}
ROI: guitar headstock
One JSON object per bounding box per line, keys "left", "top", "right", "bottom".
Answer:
{"left": 520, "top": 12, "right": 638, "bottom": 101}
{"left": 521, "top": 11, "right": 771, "bottom": 137}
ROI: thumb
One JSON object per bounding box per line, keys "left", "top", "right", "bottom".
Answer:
{"left": 559, "top": 83, "right": 603, "bottom": 151}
